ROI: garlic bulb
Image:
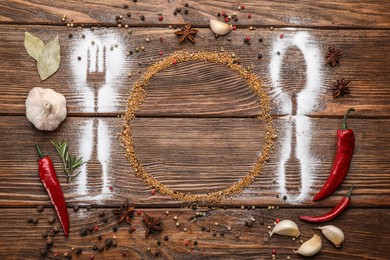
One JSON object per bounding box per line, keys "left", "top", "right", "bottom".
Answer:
{"left": 210, "top": 20, "right": 232, "bottom": 35}
{"left": 270, "top": 220, "right": 300, "bottom": 238}
{"left": 25, "top": 87, "right": 67, "bottom": 131}
{"left": 294, "top": 234, "right": 322, "bottom": 257}
{"left": 315, "top": 225, "right": 345, "bottom": 248}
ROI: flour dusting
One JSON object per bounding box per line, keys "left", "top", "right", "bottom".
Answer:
{"left": 269, "top": 31, "right": 323, "bottom": 204}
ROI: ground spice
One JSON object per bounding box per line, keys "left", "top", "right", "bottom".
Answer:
{"left": 121, "top": 51, "right": 276, "bottom": 203}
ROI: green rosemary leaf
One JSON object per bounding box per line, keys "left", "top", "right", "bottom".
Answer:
{"left": 51, "top": 140, "right": 85, "bottom": 183}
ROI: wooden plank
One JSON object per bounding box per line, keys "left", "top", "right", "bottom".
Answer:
{"left": 1, "top": 1, "right": 390, "bottom": 28}
{"left": 0, "top": 26, "right": 389, "bottom": 117}
{"left": 0, "top": 207, "right": 388, "bottom": 259}
{"left": 0, "top": 116, "right": 389, "bottom": 207}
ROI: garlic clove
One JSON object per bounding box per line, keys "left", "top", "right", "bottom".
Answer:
{"left": 26, "top": 87, "right": 67, "bottom": 131}
{"left": 210, "top": 20, "right": 232, "bottom": 35}
{"left": 315, "top": 225, "right": 344, "bottom": 248}
{"left": 294, "top": 234, "right": 322, "bottom": 257}
{"left": 270, "top": 219, "right": 300, "bottom": 238}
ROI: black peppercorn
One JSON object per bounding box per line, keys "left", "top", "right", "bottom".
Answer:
{"left": 194, "top": 241, "right": 198, "bottom": 245}
{"left": 217, "top": 12, "right": 221, "bottom": 17}
{"left": 174, "top": 11, "right": 177, "bottom": 15}
{"left": 234, "top": 17, "right": 238, "bottom": 22}
{"left": 127, "top": 12, "right": 131, "bottom": 17}
{"left": 176, "top": 8, "right": 181, "bottom": 12}
{"left": 68, "top": 33, "right": 73, "bottom": 39}
{"left": 277, "top": 51, "right": 280, "bottom": 55}
{"left": 220, "top": 231, "right": 225, "bottom": 236}
{"left": 258, "top": 38, "right": 263, "bottom": 43}
{"left": 77, "top": 56, "right": 81, "bottom": 61}
{"left": 140, "top": 15, "right": 145, "bottom": 20}
{"left": 201, "top": 226, "right": 206, "bottom": 231}
{"left": 184, "top": 9, "right": 188, "bottom": 14}
{"left": 283, "top": 195, "right": 287, "bottom": 200}
{"left": 133, "top": 0, "right": 137, "bottom": 2}
{"left": 98, "top": 245, "right": 104, "bottom": 252}
{"left": 40, "top": 248, "right": 48, "bottom": 256}
{"left": 98, "top": 235, "right": 102, "bottom": 240}
{"left": 105, "top": 238, "right": 113, "bottom": 247}
{"left": 92, "top": 244, "right": 98, "bottom": 251}
{"left": 32, "top": 217, "right": 38, "bottom": 224}
{"left": 46, "top": 237, "right": 53, "bottom": 246}
{"left": 76, "top": 248, "right": 82, "bottom": 255}
{"left": 212, "top": 231, "right": 217, "bottom": 236}
{"left": 185, "top": 3, "right": 189, "bottom": 7}
{"left": 48, "top": 216, "right": 55, "bottom": 224}
{"left": 154, "top": 252, "right": 160, "bottom": 257}
{"left": 157, "top": 240, "right": 161, "bottom": 246}
{"left": 53, "top": 226, "right": 59, "bottom": 233}
{"left": 37, "top": 205, "right": 44, "bottom": 212}
{"left": 42, "top": 231, "right": 48, "bottom": 238}
{"left": 113, "top": 226, "right": 118, "bottom": 232}
{"left": 79, "top": 227, "right": 88, "bottom": 236}
{"left": 124, "top": 4, "right": 128, "bottom": 8}
{"left": 258, "top": 54, "right": 263, "bottom": 59}
{"left": 163, "top": 236, "right": 169, "bottom": 241}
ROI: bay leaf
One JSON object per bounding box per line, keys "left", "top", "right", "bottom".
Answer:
{"left": 37, "top": 35, "right": 61, "bottom": 81}
{"left": 24, "top": 31, "right": 44, "bottom": 61}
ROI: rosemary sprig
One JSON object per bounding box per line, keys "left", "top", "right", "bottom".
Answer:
{"left": 51, "top": 140, "right": 85, "bottom": 183}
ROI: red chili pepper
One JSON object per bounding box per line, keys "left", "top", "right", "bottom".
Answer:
{"left": 313, "top": 108, "right": 355, "bottom": 201}
{"left": 35, "top": 144, "right": 69, "bottom": 237}
{"left": 300, "top": 185, "right": 354, "bottom": 223}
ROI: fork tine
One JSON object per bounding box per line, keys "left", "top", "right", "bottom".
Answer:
{"left": 102, "top": 45, "right": 107, "bottom": 73}
{"left": 87, "top": 47, "right": 91, "bottom": 73}
{"left": 95, "top": 44, "right": 100, "bottom": 72}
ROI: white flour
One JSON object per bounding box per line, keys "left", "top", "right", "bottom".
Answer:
{"left": 71, "top": 31, "right": 125, "bottom": 200}
{"left": 269, "top": 31, "right": 323, "bottom": 203}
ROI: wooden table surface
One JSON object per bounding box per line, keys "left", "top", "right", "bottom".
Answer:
{"left": 0, "top": 1, "right": 389, "bottom": 259}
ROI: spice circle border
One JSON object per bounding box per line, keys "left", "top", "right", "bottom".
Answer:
{"left": 121, "top": 51, "right": 276, "bottom": 203}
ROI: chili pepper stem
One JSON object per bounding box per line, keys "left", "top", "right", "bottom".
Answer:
{"left": 35, "top": 144, "right": 44, "bottom": 158}
{"left": 341, "top": 108, "right": 355, "bottom": 130}
{"left": 345, "top": 185, "right": 354, "bottom": 198}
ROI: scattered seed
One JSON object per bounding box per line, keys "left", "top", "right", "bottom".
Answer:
{"left": 212, "top": 231, "right": 217, "bottom": 237}
{"left": 124, "top": 4, "right": 128, "bottom": 9}
{"left": 140, "top": 15, "right": 145, "bottom": 20}
{"left": 68, "top": 33, "right": 73, "bottom": 39}
{"left": 76, "top": 248, "right": 82, "bottom": 255}
{"left": 113, "top": 226, "right": 118, "bottom": 232}
{"left": 227, "top": 226, "right": 232, "bottom": 231}
{"left": 176, "top": 222, "right": 180, "bottom": 227}
{"left": 183, "top": 228, "right": 187, "bottom": 232}
{"left": 157, "top": 240, "right": 161, "bottom": 246}
{"left": 37, "top": 205, "right": 44, "bottom": 212}
{"left": 185, "top": 3, "right": 189, "bottom": 7}
{"left": 220, "top": 231, "right": 225, "bottom": 237}
{"left": 154, "top": 252, "right": 160, "bottom": 257}
{"left": 32, "top": 218, "right": 38, "bottom": 224}
{"left": 184, "top": 9, "right": 188, "bottom": 14}
{"left": 194, "top": 241, "right": 198, "bottom": 246}
{"left": 40, "top": 248, "right": 48, "bottom": 256}
{"left": 127, "top": 12, "right": 131, "bottom": 18}
{"left": 42, "top": 231, "right": 48, "bottom": 238}
{"left": 283, "top": 195, "right": 287, "bottom": 200}
{"left": 241, "top": 205, "right": 245, "bottom": 210}
{"left": 300, "top": 239, "right": 304, "bottom": 244}
{"left": 105, "top": 238, "right": 113, "bottom": 247}
{"left": 98, "top": 235, "right": 102, "bottom": 240}
{"left": 80, "top": 227, "right": 88, "bottom": 236}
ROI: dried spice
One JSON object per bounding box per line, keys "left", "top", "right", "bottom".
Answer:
{"left": 325, "top": 46, "right": 342, "bottom": 67}
{"left": 174, "top": 23, "right": 198, "bottom": 43}
{"left": 112, "top": 200, "right": 134, "bottom": 224}
{"left": 332, "top": 79, "right": 350, "bottom": 98}
{"left": 121, "top": 51, "right": 276, "bottom": 203}
{"left": 142, "top": 213, "right": 163, "bottom": 238}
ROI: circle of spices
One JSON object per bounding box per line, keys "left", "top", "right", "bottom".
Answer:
{"left": 121, "top": 51, "right": 276, "bottom": 203}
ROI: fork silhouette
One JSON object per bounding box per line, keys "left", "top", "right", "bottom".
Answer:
{"left": 82, "top": 44, "right": 111, "bottom": 197}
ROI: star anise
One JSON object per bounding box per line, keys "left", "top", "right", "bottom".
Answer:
{"left": 112, "top": 200, "right": 134, "bottom": 224}
{"left": 325, "top": 46, "right": 342, "bottom": 67}
{"left": 142, "top": 213, "right": 163, "bottom": 238}
{"left": 174, "top": 23, "right": 199, "bottom": 43}
{"left": 332, "top": 79, "right": 351, "bottom": 98}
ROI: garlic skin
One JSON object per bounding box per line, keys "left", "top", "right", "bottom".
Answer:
{"left": 315, "top": 225, "right": 344, "bottom": 248}
{"left": 25, "top": 87, "right": 67, "bottom": 131}
{"left": 294, "top": 234, "right": 322, "bottom": 257}
{"left": 210, "top": 20, "right": 232, "bottom": 35}
{"left": 270, "top": 220, "right": 300, "bottom": 238}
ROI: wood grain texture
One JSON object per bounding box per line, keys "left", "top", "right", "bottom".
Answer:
{"left": 0, "top": 0, "right": 390, "bottom": 28}
{"left": 0, "top": 26, "right": 389, "bottom": 117}
{"left": 0, "top": 116, "right": 388, "bottom": 207}
{"left": 0, "top": 207, "right": 388, "bottom": 259}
